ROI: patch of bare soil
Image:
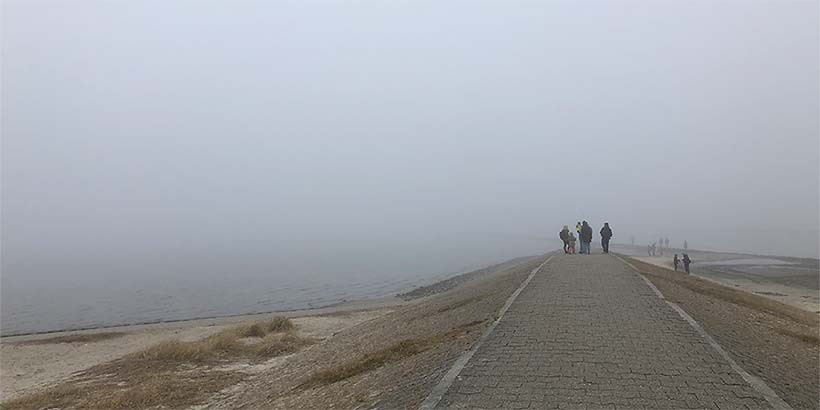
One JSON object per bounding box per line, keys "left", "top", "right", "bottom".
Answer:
{"left": 202, "top": 254, "right": 550, "bottom": 410}
{"left": 624, "top": 256, "right": 820, "bottom": 410}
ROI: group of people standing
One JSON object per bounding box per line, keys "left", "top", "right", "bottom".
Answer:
{"left": 559, "top": 221, "right": 613, "bottom": 254}
{"left": 674, "top": 253, "right": 692, "bottom": 273}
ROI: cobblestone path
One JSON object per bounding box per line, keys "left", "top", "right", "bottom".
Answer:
{"left": 436, "top": 254, "right": 772, "bottom": 409}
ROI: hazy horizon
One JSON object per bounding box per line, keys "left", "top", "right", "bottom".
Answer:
{"left": 3, "top": 0, "right": 819, "bottom": 307}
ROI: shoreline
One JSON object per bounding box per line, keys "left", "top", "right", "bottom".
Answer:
{"left": 0, "top": 296, "right": 408, "bottom": 401}
{"left": 2, "top": 254, "right": 542, "bottom": 339}
{"left": 0, "top": 295, "right": 405, "bottom": 341}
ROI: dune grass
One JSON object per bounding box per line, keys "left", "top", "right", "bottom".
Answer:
{"left": 1, "top": 316, "right": 312, "bottom": 410}
{"left": 124, "top": 316, "right": 311, "bottom": 365}
{"left": 300, "top": 339, "right": 427, "bottom": 388}
{"left": 300, "top": 319, "right": 487, "bottom": 389}
{"left": 774, "top": 327, "right": 820, "bottom": 345}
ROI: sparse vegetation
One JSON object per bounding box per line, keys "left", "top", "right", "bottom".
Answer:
{"left": 775, "top": 327, "right": 820, "bottom": 345}
{"left": 436, "top": 295, "right": 485, "bottom": 313}
{"left": 1, "top": 316, "right": 311, "bottom": 410}
{"left": 301, "top": 339, "right": 427, "bottom": 388}
{"left": 256, "top": 332, "right": 314, "bottom": 358}
{"left": 300, "top": 319, "right": 487, "bottom": 389}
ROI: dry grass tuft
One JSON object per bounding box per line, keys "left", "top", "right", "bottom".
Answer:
{"left": 256, "top": 333, "right": 315, "bottom": 358}
{"left": 0, "top": 384, "right": 83, "bottom": 410}
{"left": 236, "top": 323, "right": 268, "bottom": 338}
{"left": 299, "top": 319, "right": 487, "bottom": 389}
{"left": 436, "top": 295, "right": 484, "bottom": 313}
{"left": 16, "top": 332, "right": 125, "bottom": 345}
{"left": 0, "top": 372, "right": 242, "bottom": 410}
{"left": 265, "top": 317, "right": 295, "bottom": 333}
{"left": 126, "top": 333, "right": 242, "bottom": 364}
{"left": 775, "top": 327, "right": 820, "bottom": 345}
{"left": 301, "top": 339, "right": 426, "bottom": 388}
{"left": 124, "top": 316, "right": 298, "bottom": 365}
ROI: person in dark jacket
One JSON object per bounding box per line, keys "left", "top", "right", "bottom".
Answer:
{"left": 673, "top": 254, "right": 680, "bottom": 271}
{"left": 682, "top": 253, "right": 692, "bottom": 273}
{"left": 579, "top": 221, "right": 593, "bottom": 254}
{"left": 599, "top": 223, "right": 613, "bottom": 253}
{"left": 559, "top": 226, "right": 570, "bottom": 253}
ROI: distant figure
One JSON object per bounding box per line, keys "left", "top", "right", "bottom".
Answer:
{"left": 673, "top": 254, "right": 679, "bottom": 271}
{"left": 658, "top": 237, "right": 664, "bottom": 256}
{"left": 568, "top": 232, "right": 577, "bottom": 254}
{"left": 684, "top": 240, "right": 688, "bottom": 250}
{"left": 631, "top": 236, "right": 635, "bottom": 246}
{"left": 682, "top": 253, "right": 692, "bottom": 273}
{"left": 664, "top": 238, "right": 670, "bottom": 249}
{"left": 559, "top": 226, "right": 570, "bottom": 254}
{"left": 647, "top": 244, "right": 653, "bottom": 256}
{"left": 650, "top": 242, "right": 657, "bottom": 256}
{"left": 599, "top": 223, "right": 613, "bottom": 253}
{"left": 580, "top": 221, "right": 593, "bottom": 254}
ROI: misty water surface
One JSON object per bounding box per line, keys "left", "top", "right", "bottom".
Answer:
{"left": 1, "top": 236, "right": 551, "bottom": 335}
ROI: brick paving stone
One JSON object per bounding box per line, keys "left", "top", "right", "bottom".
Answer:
{"left": 436, "top": 254, "right": 772, "bottom": 409}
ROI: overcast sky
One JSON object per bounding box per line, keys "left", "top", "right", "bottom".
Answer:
{"left": 3, "top": 0, "right": 819, "bottom": 289}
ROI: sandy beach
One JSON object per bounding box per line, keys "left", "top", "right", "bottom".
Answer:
{"left": 0, "top": 297, "right": 404, "bottom": 402}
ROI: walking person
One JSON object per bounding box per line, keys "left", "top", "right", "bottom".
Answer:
{"left": 559, "top": 226, "right": 570, "bottom": 254}
{"left": 599, "top": 222, "right": 613, "bottom": 253}
{"left": 568, "top": 232, "right": 577, "bottom": 254}
{"left": 682, "top": 253, "right": 692, "bottom": 274}
{"left": 580, "top": 221, "right": 593, "bottom": 254}
{"left": 673, "top": 254, "right": 679, "bottom": 271}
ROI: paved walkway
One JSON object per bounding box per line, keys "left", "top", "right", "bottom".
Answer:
{"left": 436, "top": 254, "right": 772, "bottom": 409}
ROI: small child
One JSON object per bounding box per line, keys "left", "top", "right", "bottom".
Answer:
{"left": 568, "top": 232, "right": 577, "bottom": 254}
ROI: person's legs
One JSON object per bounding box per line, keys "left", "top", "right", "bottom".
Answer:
{"left": 563, "top": 241, "right": 568, "bottom": 253}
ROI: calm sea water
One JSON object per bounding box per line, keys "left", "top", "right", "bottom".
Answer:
{"left": 1, "top": 238, "right": 551, "bottom": 336}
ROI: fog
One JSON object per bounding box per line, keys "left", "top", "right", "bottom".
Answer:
{"left": 2, "top": 0, "right": 819, "bottom": 306}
